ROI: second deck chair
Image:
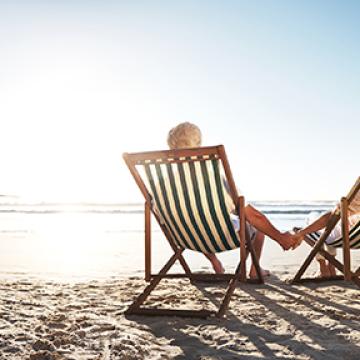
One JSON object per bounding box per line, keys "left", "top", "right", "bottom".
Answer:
{"left": 123, "top": 145, "right": 264, "bottom": 318}
{"left": 291, "top": 177, "right": 360, "bottom": 288}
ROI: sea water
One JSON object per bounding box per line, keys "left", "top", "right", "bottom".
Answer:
{"left": 1, "top": 197, "right": 358, "bottom": 282}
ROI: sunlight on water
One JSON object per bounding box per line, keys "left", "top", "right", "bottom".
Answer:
{"left": 0, "top": 201, "right": 358, "bottom": 281}
{"left": 34, "top": 213, "right": 101, "bottom": 275}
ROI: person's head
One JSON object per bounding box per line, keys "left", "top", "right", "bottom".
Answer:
{"left": 167, "top": 122, "right": 202, "bottom": 149}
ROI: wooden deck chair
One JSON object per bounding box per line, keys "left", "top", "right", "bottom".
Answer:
{"left": 291, "top": 177, "right": 360, "bottom": 288}
{"left": 123, "top": 145, "right": 264, "bottom": 318}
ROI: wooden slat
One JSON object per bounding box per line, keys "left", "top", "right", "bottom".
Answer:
{"left": 293, "top": 275, "right": 345, "bottom": 283}
{"left": 124, "top": 146, "right": 221, "bottom": 164}
{"left": 123, "top": 153, "right": 151, "bottom": 201}
{"left": 149, "top": 273, "right": 262, "bottom": 284}
{"left": 238, "top": 196, "right": 247, "bottom": 282}
{"left": 346, "top": 176, "right": 360, "bottom": 204}
{"left": 217, "top": 145, "right": 239, "bottom": 204}
{"left": 149, "top": 273, "right": 234, "bottom": 280}
{"left": 341, "top": 197, "right": 351, "bottom": 281}
{"left": 144, "top": 200, "right": 151, "bottom": 282}
{"left": 126, "top": 308, "right": 215, "bottom": 318}
{"left": 135, "top": 154, "right": 219, "bottom": 165}
{"left": 295, "top": 275, "right": 360, "bottom": 287}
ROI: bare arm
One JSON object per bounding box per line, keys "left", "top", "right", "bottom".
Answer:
{"left": 297, "top": 211, "right": 332, "bottom": 237}
{"left": 244, "top": 204, "right": 283, "bottom": 240}
{"left": 244, "top": 204, "right": 293, "bottom": 249}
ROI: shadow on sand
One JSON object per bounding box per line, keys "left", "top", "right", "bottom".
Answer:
{"left": 127, "top": 275, "right": 360, "bottom": 360}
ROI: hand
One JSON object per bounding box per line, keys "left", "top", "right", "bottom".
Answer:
{"left": 290, "top": 227, "right": 304, "bottom": 250}
{"left": 291, "top": 233, "right": 304, "bottom": 250}
{"left": 278, "top": 231, "right": 297, "bottom": 251}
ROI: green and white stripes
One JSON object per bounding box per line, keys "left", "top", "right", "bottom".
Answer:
{"left": 143, "top": 158, "right": 240, "bottom": 253}
{"left": 308, "top": 219, "right": 360, "bottom": 249}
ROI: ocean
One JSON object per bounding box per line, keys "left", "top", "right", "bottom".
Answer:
{"left": 2, "top": 197, "right": 356, "bottom": 282}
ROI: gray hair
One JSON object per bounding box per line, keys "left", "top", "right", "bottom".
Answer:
{"left": 167, "top": 122, "right": 202, "bottom": 149}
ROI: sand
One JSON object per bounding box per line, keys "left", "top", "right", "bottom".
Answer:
{"left": 0, "top": 273, "right": 359, "bottom": 360}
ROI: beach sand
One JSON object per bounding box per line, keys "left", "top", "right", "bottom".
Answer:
{"left": 1, "top": 273, "right": 359, "bottom": 360}
{"left": 0, "top": 207, "right": 359, "bottom": 359}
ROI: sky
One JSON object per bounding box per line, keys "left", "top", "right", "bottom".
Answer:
{"left": 0, "top": 0, "right": 359, "bottom": 202}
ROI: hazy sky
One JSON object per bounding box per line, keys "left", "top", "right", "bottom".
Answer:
{"left": 1, "top": 1, "right": 359, "bottom": 202}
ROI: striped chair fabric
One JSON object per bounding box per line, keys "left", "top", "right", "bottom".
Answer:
{"left": 140, "top": 156, "right": 240, "bottom": 253}
{"left": 307, "top": 219, "right": 360, "bottom": 249}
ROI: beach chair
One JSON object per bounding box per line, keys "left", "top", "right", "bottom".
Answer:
{"left": 123, "top": 145, "right": 264, "bottom": 318}
{"left": 291, "top": 177, "right": 360, "bottom": 288}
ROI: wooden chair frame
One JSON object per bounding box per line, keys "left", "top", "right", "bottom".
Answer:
{"left": 123, "top": 145, "right": 264, "bottom": 318}
{"left": 291, "top": 177, "right": 360, "bottom": 288}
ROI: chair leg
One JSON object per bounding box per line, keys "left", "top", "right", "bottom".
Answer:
{"left": 320, "top": 248, "right": 360, "bottom": 288}
{"left": 160, "top": 223, "right": 193, "bottom": 278}
{"left": 238, "top": 196, "right": 247, "bottom": 282}
{"left": 296, "top": 246, "right": 360, "bottom": 288}
{"left": 144, "top": 200, "right": 151, "bottom": 282}
{"left": 217, "top": 263, "right": 243, "bottom": 318}
{"left": 292, "top": 237, "right": 328, "bottom": 283}
{"left": 246, "top": 231, "right": 264, "bottom": 284}
{"left": 292, "top": 213, "right": 340, "bottom": 283}
{"left": 126, "top": 249, "right": 216, "bottom": 318}
{"left": 341, "top": 198, "right": 351, "bottom": 281}
{"left": 126, "top": 251, "right": 182, "bottom": 314}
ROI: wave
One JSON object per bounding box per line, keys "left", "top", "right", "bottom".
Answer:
{"left": 0, "top": 209, "right": 141, "bottom": 214}
{"left": 0, "top": 201, "right": 334, "bottom": 215}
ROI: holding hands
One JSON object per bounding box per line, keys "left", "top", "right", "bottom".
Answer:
{"left": 278, "top": 231, "right": 304, "bottom": 251}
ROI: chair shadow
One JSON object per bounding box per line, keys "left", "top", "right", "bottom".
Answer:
{"left": 130, "top": 312, "right": 290, "bottom": 359}
{"left": 274, "top": 281, "right": 360, "bottom": 325}
{"left": 234, "top": 277, "right": 360, "bottom": 358}
{"left": 127, "top": 275, "right": 360, "bottom": 360}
